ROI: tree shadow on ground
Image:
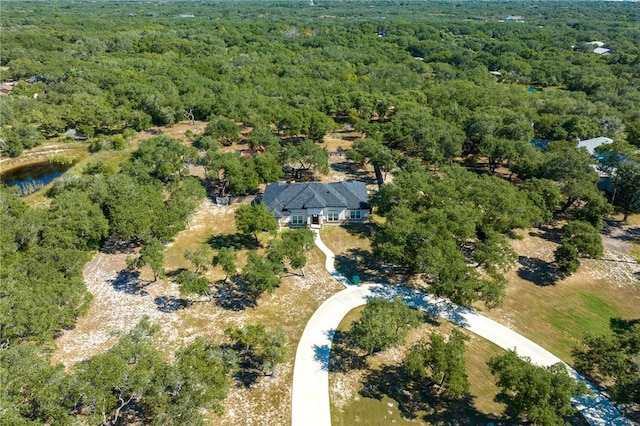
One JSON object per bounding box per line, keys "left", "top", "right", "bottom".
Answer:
{"left": 233, "top": 362, "right": 263, "bottom": 388}
{"left": 517, "top": 256, "right": 567, "bottom": 286}
{"left": 610, "top": 317, "right": 640, "bottom": 334}
{"left": 209, "top": 233, "right": 259, "bottom": 250}
{"left": 529, "top": 224, "right": 563, "bottom": 244}
{"left": 224, "top": 344, "right": 269, "bottom": 388}
{"left": 154, "top": 295, "right": 192, "bottom": 313}
{"left": 330, "top": 161, "right": 378, "bottom": 184}
{"left": 327, "top": 330, "right": 368, "bottom": 373}
{"left": 360, "top": 364, "right": 499, "bottom": 425}
{"left": 211, "top": 279, "right": 259, "bottom": 311}
{"left": 341, "top": 221, "right": 377, "bottom": 239}
{"left": 335, "top": 248, "right": 403, "bottom": 285}
{"left": 367, "top": 285, "right": 465, "bottom": 328}
{"left": 165, "top": 268, "right": 187, "bottom": 278}
{"left": 108, "top": 269, "right": 149, "bottom": 295}
{"left": 603, "top": 220, "right": 640, "bottom": 243}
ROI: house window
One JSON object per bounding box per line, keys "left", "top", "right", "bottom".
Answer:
{"left": 349, "top": 210, "right": 362, "bottom": 220}
{"left": 291, "top": 214, "right": 305, "bottom": 225}
{"left": 327, "top": 212, "right": 339, "bottom": 222}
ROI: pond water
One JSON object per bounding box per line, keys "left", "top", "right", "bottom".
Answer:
{"left": 1, "top": 161, "right": 75, "bottom": 196}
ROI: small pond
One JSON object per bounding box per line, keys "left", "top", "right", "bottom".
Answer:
{"left": 1, "top": 161, "right": 75, "bottom": 196}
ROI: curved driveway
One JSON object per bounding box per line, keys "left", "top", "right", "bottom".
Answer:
{"left": 290, "top": 231, "right": 630, "bottom": 426}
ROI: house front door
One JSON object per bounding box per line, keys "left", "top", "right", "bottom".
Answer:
{"left": 311, "top": 214, "right": 320, "bottom": 225}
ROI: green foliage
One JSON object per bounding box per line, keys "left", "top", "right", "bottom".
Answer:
{"left": 101, "top": 175, "right": 165, "bottom": 241}
{"left": 176, "top": 270, "right": 210, "bottom": 297}
{"left": 204, "top": 116, "right": 240, "bottom": 146}
{"left": 372, "top": 164, "right": 532, "bottom": 307}
{"left": 41, "top": 189, "right": 109, "bottom": 251}
{"left": 241, "top": 251, "right": 283, "bottom": 294}
{"left": 1, "top": 247, "right": 91, "bottom": 343}
{"left": 561, "top": 220, "right": 603, "bottom": 259}
{"left": 267, "top": 228, "right": 315, "bottom": 276}
{"left": 69, "top": 318, "right": 164, "bottom": 425}
{"left": 488, "top": 350, "right": 587, "bottom": 425}
{"left": 212, "top": 247, "right": 238, "bottom": 281}
{"left": 572, "top": 321, "right": 640, "bottom": 404}
{"left": 184, "top": 244, "right": 211, "bottom": 274}
{"left": 122, "top": 136, "right": 198, "bottom": 183}
{"left": 0, "top": 124, "right": 44, "bottom": 157}
{"left": 521, "top": 178, "right": 562, "bottom": 222}
{"left": 350, "top": 297, "right": 423, "bottom": 355}
{"left": 473, "top": 231, "right": 518, "bottom": 278}
{"left": 348, "top": 137, "right": 401, "bottom": 184}
{"left": 554, "top": 220, "right": 603, "bottom": 274}
{"left": 0, "top": 344, "right": 71, "bottom": 424}
{"left": 63, "top": 318, "right": 236, "bottom": 425}
{"left": 128, "top": 238, "right": 165, "bottom": 281}
{"left": 554, "top": 242, "right": 580, "bottom": 274}
{"left": 225, "top": 324, "right": 287, "bottom": 376}
{"left": 1, "top": 1, "right": 636, "bottom": 421}
{"left": 234, "top": 202, "right": 278, "bottom": 243}
{"left": 205, "top": 151, "right": 260, "bottom": 196}
{"left": 281, "top": 139, "right": 329, "bottom": 179}
{"left": 404, "top": 329, "right": 469, "bottom": 398}
{"left": 167, "top": 338, "right": 238, "bottom": 417}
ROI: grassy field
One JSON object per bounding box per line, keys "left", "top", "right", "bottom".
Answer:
{"left": 485, "top": 226, "right": 640, "bottom": 362}
{"left": 319, "top": 217, "right": 639, "bottom": 424}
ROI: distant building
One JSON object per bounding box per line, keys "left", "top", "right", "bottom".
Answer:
{"left": 577, "top": 136, "right": 613, "bottom": 155}
{"left": 593, "top": 47, "right": 612, "bottom": 55}
{"left": 504, "top": 15, "right": 524, "bottom": 22}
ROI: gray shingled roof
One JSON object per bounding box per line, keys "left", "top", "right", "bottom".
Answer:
{"left": 263, "top": 181, "right": 368, "bottom": 217}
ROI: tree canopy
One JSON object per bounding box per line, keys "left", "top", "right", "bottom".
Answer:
{"left": 488, "top": 351, "right": 587, "bottom": 425}
{"left": 350, "top": 297, "right": 423, "bottom": 355}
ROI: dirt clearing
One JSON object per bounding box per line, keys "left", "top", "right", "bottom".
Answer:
{"left": 52, "top": 197, "right": 344, "bottom": 425}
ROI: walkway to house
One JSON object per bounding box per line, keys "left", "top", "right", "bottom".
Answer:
{"left": 290, "top": 230, "right": 631, "bottom": 426}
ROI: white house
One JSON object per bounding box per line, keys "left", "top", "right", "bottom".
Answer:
{"left": 262, "top": 181, "right": 369, "bottom": 228}
{"left": 577, "top": 136, "right": 613, "bottom": 155}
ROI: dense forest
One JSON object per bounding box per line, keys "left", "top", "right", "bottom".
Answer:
{"left": 1, "top": 0, "right": 639, "bottom": 424}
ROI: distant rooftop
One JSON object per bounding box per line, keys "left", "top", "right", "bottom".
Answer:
{"left": 577, "top": 137, "right": 613, "bottom": 155}
{"left": 593, "top": 47, "right": 612, "bottom": 55}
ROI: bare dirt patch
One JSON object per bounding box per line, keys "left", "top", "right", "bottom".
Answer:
{"left": 138, "top": 120, "right": 207, "bottom": 144}
{"left": 53, "top": 197, "right": 344, "bottom": 425}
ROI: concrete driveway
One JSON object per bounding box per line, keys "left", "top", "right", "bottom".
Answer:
{"left": 290, "top": 231, "right": 631, "bottom": 426}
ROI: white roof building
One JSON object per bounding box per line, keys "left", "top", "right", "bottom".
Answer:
{"left": 577, "top": 137, "right": 613, "bottom": 155}
{"left": 593, "top": 47, "right": 612, "bottom": 55}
